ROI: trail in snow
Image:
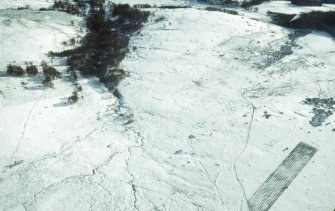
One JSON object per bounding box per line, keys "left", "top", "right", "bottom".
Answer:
{"left": 186, "top": 137, "right": 227, "bottom": 209}
{"left": 9, "top": 89, "right": 46, "bottom": 163}
{"left": 233, "top": 88, "right": 256, "bottom": 211}
{"left": 1, "top": 1, "right": 335, "bottom": 210}
{"left": 124, "top": 127, "right": 145, "bottom": 211}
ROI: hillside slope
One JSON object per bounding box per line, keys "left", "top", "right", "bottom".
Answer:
{"left": 0, "top": 1, "right": 335, "bottom": 210}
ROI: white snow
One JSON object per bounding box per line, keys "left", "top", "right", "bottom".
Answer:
{"left": 0, "top": 0, "right": 52, "bottom": 10}
{"left": 118, "top": 8, "right": 335, "bottom": 210}
{"left": 1, "top": 1, "right": 335, "bottom": 211}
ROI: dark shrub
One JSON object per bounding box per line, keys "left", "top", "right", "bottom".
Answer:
{"left": 39, "top": 7, "right": 52, "bottom": 11}
{"left": 113, "top": 3, "right": 150, "bottom": 22}
{"left": 74, "top": 82, "right": 83, "bottom": 91}
{"left": 42, "top": 62, "right": 62, "bottom": 80}
{"left": 69, "top": 38, "right": 76, "bottom": 45}
{"left": 241, "top": 0, "right": 269, "bottom": 8}
{"left": 204, "top": 7, "right": 238, "bottom": 15}
{"left": 42, "top": 76, "right": 54, "bottom": 88}
{"left": 69, "top": 70, "right": 78, "bottom": 81}
{"left": 7, "top": 64, "right": 25, "bottom": 76}
{"left": 99, "top": 68, "right": 126, "bottom": 90}
{"left": 51, "top": 1, "right": 150, "bottom": 91}
{"left": 134, "top": 4, "right": 152, "bottom": 9}
{"left": 158, "top": 5, "right": 190, "bottom": 9}
{"left": 68, "top": 91, "right": 79, "bottom": 104}
{"left": 18, "top": 5, "right": 30, "bottom": 10}
{"left": 26, "top": 63, "right": 38, "bottom": 76}
{"left": 86, "top": 13, "right": 106, "bottom": 32}
{"left": 198, "top": 0, "right": 239, "bottom": 6}
{"left": 52, "top": 0, "right": 81, "bottom": 15}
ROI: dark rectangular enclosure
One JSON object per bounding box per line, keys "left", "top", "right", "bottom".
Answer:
{"left": 248, "top": 142, "right": 318, "bottom": 211}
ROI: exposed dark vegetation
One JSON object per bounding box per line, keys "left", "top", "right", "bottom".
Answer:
{"left": 241, "top": 0, "right": 269, "bottom": 8}
{"left": 303, "top": 98, "right": 335, "bottom": 127}
{"left": 62, "top": 38, "right": 77, "bottom": 46}
{"left": 263, "top": 111, "right": 271, "bottom": 119}
{"left": 268, "top": 11, "right": 335, "bottom": 37}
{"left": 25, "top": 63, "right": 38, "bottom": 76}
{"left": 204, "top": 7, "right": 238, "bottom": 15}
{"left": 158, "top": 5, "right": 191, "bottom": 9}
{"left": 74, "top": 82, "right": 83, "bottom": 91}
{"left": 255, "top": 30, "right": 309, "bottom": 69}
{"left": 6, "top": 64, "right": 25, "bottom": 76}
{"left": 51, "top": 1, "right": 150, "bottom": 96}
{"left": 239, "top": 0, "right": 333, "bottom": 10}
{"left": 133, "top": 4, "right": 152, "bottom": 9}
{"left": 40, "top": 0, "right": 89, "bottom": 15}
{"left": 292, "top": 0, "right": 335, "bottom": 5}
{"left": 4, "top": 160, "right": 24, "bottom": 170}
{"left": 51, "top": 0, "right": 82, "bottom": 15}
{"left": 198, "top": 0, "right": 239, "bottom": 7}
{"left": 42, "top": 76, "right": 54, "bottom": 88}
{"left": 41, "top": 61, "right": 62, "bottom": 88}
{"left": 291, "top": 0, "right": 322, "bottom": 6}
{"left": 17, "top": 5, "right": 31, "bottom": 10}
{"left": 133, "top": 4, "right": 190, "bottom": 9}
{"left": 42, "top": 61, "right": 62, "bottom": 80}
{"left": 6, "top": 62, "right": 40, "bottom": 77}
{"left": 6, "top": 1, "right": 149, "bottom": 99}
{"left": 154, "top": 16, "right": 166, "bottom": 23}
{"left": 68, "top": 91, "right": 79, "bottom": 104}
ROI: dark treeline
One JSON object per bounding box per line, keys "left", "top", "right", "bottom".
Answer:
{"left": 51, "top": 0, "right": 150, "bottom": 96}
{"left": 268, "top": 11, "right": 335, "bottom": 37}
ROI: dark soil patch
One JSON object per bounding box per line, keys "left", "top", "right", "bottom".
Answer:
{"left": 256, "top": 30, "right": 309, "bottom": 69}
{"left": 303, "top": 97, "right": 335, "bottom": 127}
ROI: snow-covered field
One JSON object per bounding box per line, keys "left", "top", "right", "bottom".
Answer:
{"left": 0, "top": 0, "right": 52, "bottom": 9}
{"left": 0, "top": 0, "right": 335, "bottom": 210}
